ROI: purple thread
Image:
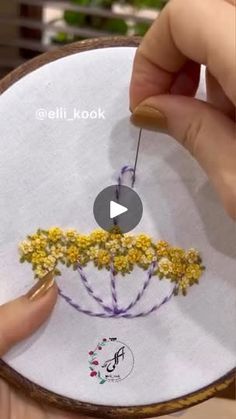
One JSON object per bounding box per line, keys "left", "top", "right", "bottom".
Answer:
{"left": 119, "top": 262, "right": 156, "bottom": 314}
{"left": 58, "top": 285, "right": 176, "bottom": 318}
{"left": 116, "top": 165, "right": 135, "bottom": 200}
{"left": 110, "top": 261, "right": 121, "bottom": 314}
{"left": 57, "top": 165, "right": 176, "bottom": 319}
{"left": 58, "top": 261, "right": 176, "bottom": 319}
{"left": 58, "top": 288, "right": 112, "bottom": 318}
{"left": 117, "top": 287, "right": 176, "bottom": 318}
{"left": 77, "top": 264, "right": 113, "bottom": 313}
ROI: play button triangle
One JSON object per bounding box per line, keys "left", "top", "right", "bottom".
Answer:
{"left": 110, "top": 201, "right": 128, "bottom": 219}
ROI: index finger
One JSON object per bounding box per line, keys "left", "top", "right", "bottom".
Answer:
{"left": 130, "top": 0, "right": 236, "bottom": 110}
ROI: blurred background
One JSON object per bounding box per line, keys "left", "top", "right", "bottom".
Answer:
{"left": 0, "top": 0, "right": 168, "bottom": 78}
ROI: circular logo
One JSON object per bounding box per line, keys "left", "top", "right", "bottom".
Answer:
{"left": 88, "top": 338, "right": 134, "bottom": 384}
{"left": 93, "top": 185, "right": 143, "bottom": 234}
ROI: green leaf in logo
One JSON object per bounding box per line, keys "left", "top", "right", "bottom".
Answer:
{"left": 99, "top": 379, "right": 106, "bottom": 384}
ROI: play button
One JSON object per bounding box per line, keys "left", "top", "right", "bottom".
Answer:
{"left": 93, "top": 185, "right": 143, "bottom": 233}
{"left": 110, "top": 201, "right": 128, "bottom": 219}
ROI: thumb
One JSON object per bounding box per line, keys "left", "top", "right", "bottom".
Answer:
{"left": 131, "top": 95, "right": 236, "bottom": 220}
{"left": 0, "top": 272, "right": 57, "bottom": 356}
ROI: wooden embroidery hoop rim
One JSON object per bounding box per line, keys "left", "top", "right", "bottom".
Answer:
{"left": 0, "top": 36, "right": 235, "bottom": 418}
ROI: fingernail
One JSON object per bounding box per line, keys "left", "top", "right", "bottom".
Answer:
{"left": 26, "top": 271, "right": 55, "bottom": 302}
{"left": 131, "top": 104, "right": 168, "bottom": 133}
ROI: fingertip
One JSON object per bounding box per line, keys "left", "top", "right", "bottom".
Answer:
{"left": 24, "top": 279, "right": 58, "bottom": 326}
{"left": 25, "top": 280, "right": 58, "bottom": 310}
{"left": 0, "top": 280, "right": 58, "bottom": 355}
{"left": 130, "top": 102, "right": 168, "bottom": 133}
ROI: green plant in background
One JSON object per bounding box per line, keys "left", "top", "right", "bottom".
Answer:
{"left": 51, "top": 32, "right": 74, "bottom": 45}
{"left": 133, "top": 22, "right": 150, "bottom": 36}
{"left": 133, "top": 0, "right": 168, "bottom": 8}
{"left": 52, "top": 0, "right": 168, "bottom": 45}
{"left": 103, "top": 18, "right": 128, "bottom": 34}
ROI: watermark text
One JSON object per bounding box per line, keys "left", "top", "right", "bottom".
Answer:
{"left": 35, "top": 107, "right": 106, "bottom": 121}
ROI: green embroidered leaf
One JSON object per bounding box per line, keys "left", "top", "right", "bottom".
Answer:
{"left": 99, "top": 379, "right": 106, "bottom": 384}
{"left": 54, "top": 269, "right": 61, "bottom": 276}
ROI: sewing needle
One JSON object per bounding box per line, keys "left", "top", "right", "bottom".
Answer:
{"left": 132, "top": 128, "right": 142, "bottom": 187}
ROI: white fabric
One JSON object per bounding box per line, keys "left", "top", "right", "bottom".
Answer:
{"left": 0, "top": 47, "right": 235, "bottom": 407}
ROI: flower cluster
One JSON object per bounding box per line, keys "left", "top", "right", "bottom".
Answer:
{"left": 157, "top": 245, "right": 204, "bottom": 295}
{"left": 19, "top": 227, "right": 205, "bottom": 295}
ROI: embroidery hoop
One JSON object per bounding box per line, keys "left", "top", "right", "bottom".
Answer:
{"left": 0, "top": 37, "right": 235, "bottom": 418}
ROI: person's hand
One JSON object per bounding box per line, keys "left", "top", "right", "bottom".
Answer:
{"left": 0, "top": 272, "right": 90, "bottom": 418}
{"left": 130, "top": 0, "right": 236, "bottom": 220}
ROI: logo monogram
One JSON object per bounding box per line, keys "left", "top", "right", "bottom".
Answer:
{"left": 88, "top": 338, "right": 134, "bottom": 384}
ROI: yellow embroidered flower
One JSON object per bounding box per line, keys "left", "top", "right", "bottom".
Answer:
{"left": 90, "top": 229, "right": 108, "bottom": 244}
{"left": 30, "top": 236, "right": 47, "bottom": 251}
{"left": 158, "top": 257, "right": 173, "bottom": 276}
{"left": 19, "top": 240, "right": 34, "bottom": 255}
{"left": 75, "top": 235, "right": 91, "bottom": 249}
{"left": 48, "top": 227, "right": 63, "bottom": 242}
{"left": 65, "top": 229, "right": 79, "bottom": 242}
{"left": 66, "top": 245, "right": 80, "bottom": 264}
{"left": 28, "top": 233, "right": 43, "bottom": 242}
{"left": 139, "top": 254, "right": 151, "bottom": 268}
{"left": 127, "top": 248, "right": 142, "bottom": 264}
{"left": 95, "top": 249, "right": 110, "bottom": 268}
{"left": 50, "top": 245, "right": 65, "bottom": 260}
{"left": 105, "top": 238, "right": 121, "bottom": 253}
{"left": 31, "top": 250, "right": 47, "bottom": 265}
{"left": 113, "top": 255, "right": 130, "bottom": 273}
{"left": 108, "top": 229, "right": 123, "bottom": 240}
{"left": 171, "top": 261, "right": 186, "bottom": 278}
{"left": 145, "top": 247, "right": 156, "bottom": 262}
{"left": 87, "top": 246, "right": 99, "bottom": 259}
{"left": 136, "top": 234, "right": 152, "bottom": 251}
{"left": 43, "top": 255, "right": 56, "bottom": 270}
{"left": 156, "top": 240, "right": 170, "bottom": 258}
{"left": 168, "top": 247, "right": 185, "bottom": 262}
{"left": 185, "top": 248, "right": 200, "bottom": 264}
{"left": 185, "top": 264, "right": 202, "bottom": 281}
{"left": 121, "top": 235, "right": 136, "bottom": 249}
